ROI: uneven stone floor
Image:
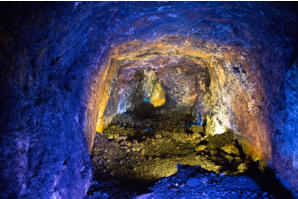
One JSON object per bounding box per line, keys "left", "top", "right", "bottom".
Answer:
{"left": 92, "top": 111, "right": 249, "bottom": 181}
{"left": 86, "top": 164, "right": 295, "bottom": 199}
{"left": 87, "top": 110, "right": 295, "bottom": 199}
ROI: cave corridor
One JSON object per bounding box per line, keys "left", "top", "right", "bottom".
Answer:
{"left": 0, "top": 2, "right": 298, "bottom": 199}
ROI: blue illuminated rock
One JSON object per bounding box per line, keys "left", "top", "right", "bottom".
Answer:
{"left": 0, "top": 2, "right": 297, "bottom": 198}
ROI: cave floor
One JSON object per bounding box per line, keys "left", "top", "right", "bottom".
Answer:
{"left": 91, "top": 112, "right": 249, "bottom": 181}
{"left": 85, "top": 164, "right": 294, "bottom": 199}
{"left": 87, "top": 112, "right": 295, "bottom": 199}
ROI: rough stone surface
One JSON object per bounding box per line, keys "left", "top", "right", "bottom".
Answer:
{"left": 0, "top": 2, "right": 297, "bottom": 198}
{"left": 91, "top": 112, "right": 250, "bottom": 185}
{"left": 86, "top": 165, "right": 295, "bottom": 199}
{"left": 272, "top": 59, "right": 298, "bottom": 193}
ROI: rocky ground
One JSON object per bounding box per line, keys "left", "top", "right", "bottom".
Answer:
{"left": 85, "top": 164, "right": 295, "bottom": 199}
{"left": 85, "top": 110, "right": 295, "bottom": 199}
{"left": 91, "top": 110, "right": 250, "bottom": 181}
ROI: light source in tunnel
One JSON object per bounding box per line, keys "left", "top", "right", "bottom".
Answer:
{"left": 206, "top": 116, "right": 227, "bottom": 135}
{"left": 142, "top": 69, "right": 166, "bottom": 107}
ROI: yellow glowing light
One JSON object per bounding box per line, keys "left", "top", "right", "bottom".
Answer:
{"left": 150, "top": 81, "right": 166, "bottom": 107}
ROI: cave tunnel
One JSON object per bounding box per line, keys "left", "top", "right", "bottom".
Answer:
{"left": 0, "top": 2, "right": 298, "bottom": 199}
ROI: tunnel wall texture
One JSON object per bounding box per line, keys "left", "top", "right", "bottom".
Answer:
{"left": 0, "top": 2, "right": 297, "bottom": 198}
{"left": 92, "top": 37, "right": 272, "bottom": 165}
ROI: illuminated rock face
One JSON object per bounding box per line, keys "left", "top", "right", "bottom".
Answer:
{"left": 94, "top": 37, "right": 271, "bottom": 165}
{"left": 0, "top": 2, "right": 297, "bottom": 198}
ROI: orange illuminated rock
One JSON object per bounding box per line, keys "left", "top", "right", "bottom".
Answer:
{"left": 90, "top": 36, "right": 271, "bottom": 166}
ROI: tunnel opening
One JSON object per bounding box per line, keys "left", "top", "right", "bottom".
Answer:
{"left": 90, "top": 36, "right": 272, "bottom": 167}
{"left": 91, "top": 64, "right": 251, "bottom": 179}
{"left": 89, "top": 36, "right": 270, "bottom": 170}
{"left": 85, "top": 36, "right": 295, "bottom": 198}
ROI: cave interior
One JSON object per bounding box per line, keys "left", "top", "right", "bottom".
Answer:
{"left": 0, "top": 2, "right": 297, "bottom": 199}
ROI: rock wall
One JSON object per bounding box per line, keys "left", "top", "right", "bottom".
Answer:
{"left": 0, "top": 3, "right": 98, "bottom": 198}
{"left": 273, "top": 59, "right": 298, "bottom": 193}
{"left": 0, "top": 2, "right": 297, "bottom": 198}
